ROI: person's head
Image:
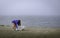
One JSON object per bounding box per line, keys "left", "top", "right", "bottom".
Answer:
{"left": 18, "top": 20, "right": 21, "bottom": 26}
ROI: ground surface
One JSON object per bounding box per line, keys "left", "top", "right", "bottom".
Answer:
{"left": 0, "top": 26, "right": 60, "bottom": 38}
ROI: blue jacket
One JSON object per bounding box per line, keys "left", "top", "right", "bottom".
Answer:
{"left": 12, "top": 20, "right": 19, "bottom": 28}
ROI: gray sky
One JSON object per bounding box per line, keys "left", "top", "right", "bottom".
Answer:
{"left": 0, "top": 0, "right": 60, "bottom": 16}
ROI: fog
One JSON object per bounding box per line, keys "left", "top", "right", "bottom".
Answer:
{"left": 0, "top": 0, "right": 60, "bottom": 16}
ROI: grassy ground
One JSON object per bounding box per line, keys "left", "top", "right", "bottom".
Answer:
{"left": 0, "top": 26, "right": 60, "bottom": 38}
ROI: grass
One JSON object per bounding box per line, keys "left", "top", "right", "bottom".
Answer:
{"left": 0, "top": 26, "right": 60, "bottom": 38}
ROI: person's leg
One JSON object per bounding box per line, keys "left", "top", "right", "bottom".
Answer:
{"left": 13, "top": 23, "right": 16, "bottom": 31}
{"left": 16, "top": 24, "right": 19, "bottom": 31}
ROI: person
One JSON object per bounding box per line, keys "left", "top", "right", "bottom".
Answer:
{"left": 12, "top": 20, "right": 21, "bottom": 31}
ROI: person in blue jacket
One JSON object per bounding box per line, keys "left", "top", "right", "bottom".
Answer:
{"left": 12, "top": 20, "right": 21, "bottom": 31}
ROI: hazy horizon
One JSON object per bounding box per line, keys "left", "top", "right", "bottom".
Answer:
{"left": 0, "top": 16, "right": 60, "bottom": 28}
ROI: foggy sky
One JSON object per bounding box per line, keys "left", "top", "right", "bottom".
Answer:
{"left": 0, "top": 0, "right": 60, "bottom": 16}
